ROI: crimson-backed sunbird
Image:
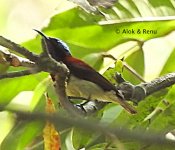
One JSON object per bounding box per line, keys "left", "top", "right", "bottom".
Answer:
{"left": 35, "top": 30, "right": 136, "bottom": 114}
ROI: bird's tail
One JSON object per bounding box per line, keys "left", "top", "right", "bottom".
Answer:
{"left": 107, "top": 92, "right": 137, "bottom": 114}
{"left": 117, "top": 99, "right": 137, "bottom": 114}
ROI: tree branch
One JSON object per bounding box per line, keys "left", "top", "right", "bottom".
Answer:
{"left": 0, "top": 36, "right": 38, "bottom": 62}
{"left": 117, "top": 72, "right": 175, "bottom": 104}
{"left": 54, "top": 73, "right": 84, "bottom": 117}
{"left": 141, "top": 73, "right": 175, "bottom": 96}
{"left": 0, "top": 69, "right": 38, "bottom": 80}
{"left": 0, "top": 106, "right": 175, "bottom": 148}
{"left": 0, "top": 49, "right": 35, "bottom": 68}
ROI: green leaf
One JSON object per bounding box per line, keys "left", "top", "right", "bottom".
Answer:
{"left": 123, "top": 49, "right": 145, "bottom": 84}
{"left": 0, "top": 111, "right": 15, "bottom": 144}
{"left": 23, "top": 6, "right": 175, "bottom": 59}
{"left": 148, "top": 102, "right": 175, "bottom": 132}
{"left": 114, "top": 90, "right": 167, "bottom": 129}
{"left": 100, "top": 104, "right": 123, "bottom": 124}
{"left": 0, "top": 73, "right": 48, "bottom": 106}
{"left": 142, "top": 85, "right": 175, "bottom": 132}
{"left": 144, "top": 85, "right": 175, "bottom": 122}
{"left": 65, "top": 129, "right": 75, "bottom": 150}
{"left": 6, "top": 91, "right": 33, "bottom": 111}
{"left": 1, "top": 120, "right": 44, "bottom": 150}
{"left": 113, "top": 0, "right": 175, "bottom": 17}
{"left": 30, "top": 77, "right": 51, "bottom": 111}
{"left": 82, "top": 53, "right": 104, "bottom": 71}
{"left": 43, "top": 20, "right": 175, "bottom": 54}
{"left": 89, "top": 143, "right": 108, "bottom": 150}
{"left": 103, "top": 60, "right": 124, "bottom": 84}
{"left": 72, "top": 128, "right": 92, "bottom": 150}
{"left": 160, "top": 48, "right": 175, "bottom": 75}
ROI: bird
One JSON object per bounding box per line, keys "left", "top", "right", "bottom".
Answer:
{"left": 34, "top": 30, "right": 136, "bottom": 114}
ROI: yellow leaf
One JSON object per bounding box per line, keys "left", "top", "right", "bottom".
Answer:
{"left": 43, "top": 94, "right": 61, "bottom": 150}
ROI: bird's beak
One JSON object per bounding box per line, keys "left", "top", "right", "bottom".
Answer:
{"left": 34, "top": 29, "right": 50, "bottom": 53}
{"left": 33, "top": 29, "right": 48, "bottom": 39}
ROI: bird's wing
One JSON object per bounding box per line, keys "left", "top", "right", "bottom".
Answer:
{"left": 64, "top": 57, "right": 117, "bottom": 91}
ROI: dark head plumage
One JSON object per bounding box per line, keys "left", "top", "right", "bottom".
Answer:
{"left": 34, "top": 29, "right": 71, "bottom": 61}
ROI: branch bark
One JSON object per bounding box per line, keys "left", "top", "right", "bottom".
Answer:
{"left": 0, "top": 49, "right": 35, "bottom": 67}
{"left": 0, "top": 69, "right": 38, "bottom": 79}
{"left": 0, "top": 36, "right": 38, "bottom": 62}
{"left": 117, "top": 73, "right": 175, "bottom": 104}
{"left": 54, "top": 73, "right": 84, "bottom": 117}
{"left": 141, "top": 73, "right": 175, "bottom": 96}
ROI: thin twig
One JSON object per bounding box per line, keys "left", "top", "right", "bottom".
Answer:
{"left": 0, "top": 49, "right": 35, "bottom": 68}
{"left": 102, "top": 53, "right": 146, "bottom": 83}
{"left": 0, "top": 36, "right": 38, "bottom": 62}
{"left": 123, "top": 62, "right": 146, "bottom": 83}
{"left": 0, "top": 69, "right": 39, "bottom": 80}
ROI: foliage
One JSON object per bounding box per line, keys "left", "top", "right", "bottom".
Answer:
{"left": 1, "top": 0, "right": 175, "bottom": 149}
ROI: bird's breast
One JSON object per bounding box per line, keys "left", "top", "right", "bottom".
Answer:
{"left": 66, "top": 75, "right": 115, "bottom": 101}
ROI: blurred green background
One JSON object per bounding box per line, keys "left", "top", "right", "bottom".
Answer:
{"left": 0, "top": 0, "right": 72, "bottom": 42}
{"left": 1, "top": 0, "right": 175, "bottom": 149}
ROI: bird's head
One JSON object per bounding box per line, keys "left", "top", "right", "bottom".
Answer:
{"left": 34, "top": 29, "right": 71, "bottom": 62}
